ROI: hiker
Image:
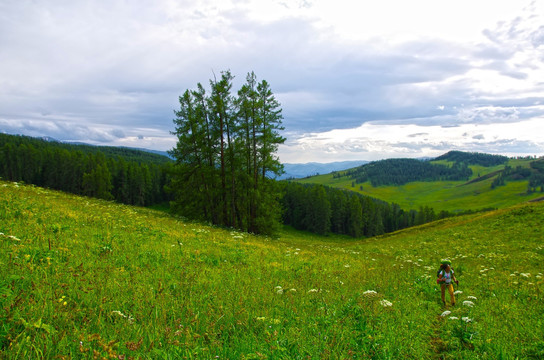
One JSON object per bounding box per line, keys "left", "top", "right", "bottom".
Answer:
{"left": 437, "top": 260, "right": 458, "bottom": 306}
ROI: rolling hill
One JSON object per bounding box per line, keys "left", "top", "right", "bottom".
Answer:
{"left": 297, "top": 151, "right": 544, "bottom": 213}
{"left": 1, "top": 180, "right": 543, "bottom": 358}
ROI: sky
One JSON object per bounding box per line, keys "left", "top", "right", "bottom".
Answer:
{"left": 1, "top": 0, "right": 543, "bottom": 163}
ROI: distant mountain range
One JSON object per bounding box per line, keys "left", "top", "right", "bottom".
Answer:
{"left": 277, "top": 160, "right": 369, "bottom": 180}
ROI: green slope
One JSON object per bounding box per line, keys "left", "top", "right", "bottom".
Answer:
{"left": 1, "top": 181, "right": 543, "bottom": 358}
{"left": 297, "top": 157, "right": 543, "bottom": 212}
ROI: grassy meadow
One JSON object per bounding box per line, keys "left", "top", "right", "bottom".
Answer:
{"left": 1, "top": 180, "right": 544, "bottom": 359}
{"left": 297, "top": 158, "right": 543, "bottom": 213}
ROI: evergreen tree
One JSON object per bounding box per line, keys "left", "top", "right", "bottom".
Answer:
{"left": 169, "top": 71, "right": 285, "bottom": 235}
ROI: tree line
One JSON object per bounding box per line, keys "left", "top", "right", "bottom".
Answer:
{"left": 337, "top": 158, "right": 472, "bottom": 187}
{"left": 435, "top": 151, "right": 508, "bottom": 166}
{"left": 0, "top": 134, "right": 171, "bottom": 206}
{"left": 281, "top": 182, "right": 453, "bottom": 237}
{"left": 168, "top": 71, "right": 285, "bottom": 235}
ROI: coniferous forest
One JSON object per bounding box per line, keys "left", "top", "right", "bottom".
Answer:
{"left": 0, "top": 133, "right": 171, "bottom": 206}
{"left": 280, "top": 182, "right": 452, "bottom": 237}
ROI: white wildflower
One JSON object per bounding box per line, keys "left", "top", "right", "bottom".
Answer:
{"left": 276, "top": 289, "right": 284, "bottom": 294}
{"left": 467, "top": 296, "right": 477, "bottom": 300}
{"left": 440, "top": 310, "right": 451, "bottom": 317}
{"left": 454, "top": 290, "right": 463, "bottom": 295}
{"left": 308, "top": 289, "right": 319, "bottom": 293}
{"left": 362, "top": 290, "right": 378, "bottom": 298}
{"left": 380, "top": 299, "right": 393, "bottom": 307}
{"left": 462, "top": 317, "right": 472, "bottom": 323}
{"left": 111, "top": 310, "right": 135, "bottom": 324}
{"left": 256, "top": 317, "right": 266, "bottom": 321}
{"left": 449, "top": 316, "right": 459, "bottom": 320}
{"left": 344, "top": 264, "right": 351, "bottom": 268}
{"left": 289, "top": 288, "right": 297, "bottom": 293}
{"left": 463, "top": 300, "right": 475, "bottom": 307}
{"left": 520, "top": 273, "right": 531, "bottom": 278}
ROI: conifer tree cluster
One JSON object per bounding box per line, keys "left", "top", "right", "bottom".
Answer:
{"left": 0, "top": 134, "right": 170, "bottom": 206}
{"left": 168, "top": 71, "right": 285, "bottom": 235}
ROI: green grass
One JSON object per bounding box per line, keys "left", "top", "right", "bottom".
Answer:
{"left": 1, "top": 180, "right": 543, "bottom": 359}
{"left": 297, "top": 158, "right": 543, "bottom": 212}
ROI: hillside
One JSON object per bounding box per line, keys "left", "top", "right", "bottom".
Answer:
{"left": 298, "top": 152, "right": 544, "bottom": 213}
{"left": 1, "top": 180, "right": 543, "bottom": 358}
{"left": 0, "top": 134, "right": 172, "bottom": 165}
{"left": 0, "top": 133, "right": 171, "bottom": 207}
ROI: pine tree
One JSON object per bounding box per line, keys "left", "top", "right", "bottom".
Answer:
{"left": 169, "top": 71, "right": 285, "bottom": 235}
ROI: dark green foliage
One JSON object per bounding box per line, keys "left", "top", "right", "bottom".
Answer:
{"left": 281, "top": 182, "right": 443, "bottom": 237}
{"left": 435, "top": 150, "right": 508, "bottom": 166}
{"left": 491, "top": 160, "right": 544, "bottom": 193}
{"left": 342, "top": 158, "right": 472, "bottom": 187}
{"left": 0, "top": 133, "right": 171, "bottom": 206}
{"left": 528, "top": 159, "right": 544, "bottom": 193}
{"left": 169, "top": 71, "right": 285, "bottom": 235}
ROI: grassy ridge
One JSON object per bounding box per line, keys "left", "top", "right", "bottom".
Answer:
{"left": 1, "top": 181, "right": 543, "bottom": 358}
{"left": 297, "top": 158, "right": 543, "bottom": 212}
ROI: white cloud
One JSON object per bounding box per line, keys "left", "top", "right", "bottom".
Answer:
{"left": 279, "top": 117, "right": 544, "bottom": 162}
{"left": 0, "top": 0, "right": 543, "bottom": 162}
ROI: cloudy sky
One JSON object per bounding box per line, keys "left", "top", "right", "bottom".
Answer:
{"left": 1, "top": 0, "right": 543, "bottom": 163}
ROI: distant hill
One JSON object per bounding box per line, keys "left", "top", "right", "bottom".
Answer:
{"left": 0, "top": 134, "right": 172, "bottom": 164}
{"left": 339, "top": 158, "right": 472, "bottom": 186}
{"left": 434, "top": 150, "right": 508, "bottom": 166}
{"left": 278, "top": 160, "right": 369, "bottom": 180}
{"left": 296, "top": 151, "right": 544, "bottom": 213}
{"left": 0, "top": 133, "right": 171, "bottom": 207}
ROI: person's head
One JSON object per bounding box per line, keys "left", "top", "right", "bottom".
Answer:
{"left": 445, "top": 264, "right": 451, "bottom": 272}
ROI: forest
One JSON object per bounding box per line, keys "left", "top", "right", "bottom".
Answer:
{"left": 337, "top": 158, "right": 473, "bottom": 186}
{"left": 434, "top": 150, "right": 508, "bottom": 166}
{"left": 281, "top": 182, "right": 448, "bottom": 237}
{"left": 0, "top": 134, "right": 171, "bottom": 206}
